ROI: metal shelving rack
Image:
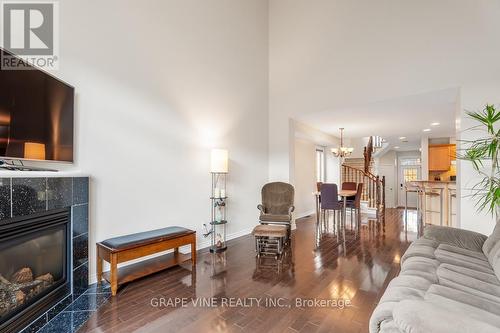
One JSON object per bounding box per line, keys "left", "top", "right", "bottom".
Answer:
{"left": 207, "top": 172, "right": 227, "bottom": 253}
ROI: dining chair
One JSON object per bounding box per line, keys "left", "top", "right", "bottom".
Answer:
{"left": 319, "top": 183, "right": 343, "bottom": 239}
{"left": 345, "top": 183, "right": 363, "bottom": 236}
{"left": 341, "top": 182, "right": 356, "bottom": 191}
{"left": 342, "top": 182, "right": 357, "bottom": 202}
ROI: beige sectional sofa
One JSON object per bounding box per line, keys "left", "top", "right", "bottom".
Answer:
{"left": 370, "top": 223, "right": 500, "bottom": 333}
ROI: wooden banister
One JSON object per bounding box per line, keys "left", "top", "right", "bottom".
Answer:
{"left": 341, "top": 164, "right": 385, "bottom": 221}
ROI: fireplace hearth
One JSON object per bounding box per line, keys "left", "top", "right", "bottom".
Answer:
{"left": 0, "top": 209, "right": 70, "bottom": 333}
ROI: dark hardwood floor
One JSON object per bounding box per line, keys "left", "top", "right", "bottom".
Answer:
{"left": 80, "top": 208, "right": 416, "bottom": 333}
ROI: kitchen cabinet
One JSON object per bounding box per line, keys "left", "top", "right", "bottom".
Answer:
{"left": 429, "top": 144, "right": 455, "bottom": 171}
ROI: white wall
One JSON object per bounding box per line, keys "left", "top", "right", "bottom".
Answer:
{"left": 269, "top": 0, "right": 500, "bottom": 179}
{"left": 269, "top": 0, "right": 500, "bottom": 234}
{"left": 376, "top": 151, "right": 397, "bottom": 208}
{"left": 53, "top": 0, "right": 269, "bottom": 282}
{"left": 292, "top": 120, "right": 340, "bottom": 217}
{"left": 420, "top": 137, "right": 429, "bottom": 181}
{"left": 344, "top": 137, "right": 369, "bottom": 159}
{"left": 293, "top": 138, "right": 316, "bottom": 217}
{"left": 325, "top": 152, "right": 340, "bottom": 184}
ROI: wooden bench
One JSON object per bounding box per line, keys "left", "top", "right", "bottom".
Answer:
{"left": 96, "top": 226, "right": 196, "bottom": 295}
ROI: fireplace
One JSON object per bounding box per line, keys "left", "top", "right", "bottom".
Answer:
{"left": 0, "top": 208, "right": 71, "bottom": 333}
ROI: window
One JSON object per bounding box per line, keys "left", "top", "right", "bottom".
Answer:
{"left": 403, "top": 168, "right": 418, "bottom": 182}
{"left": 400, "top": 158, "right": 421, "bottom": 166}
{"left": 316, "top": 148, "right": 325, "bottom": 183}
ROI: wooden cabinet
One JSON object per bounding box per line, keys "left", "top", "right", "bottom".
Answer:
{"left": 429, "top": 144, "right": 455, "bottom": 171}
{"left": 450, "top": 145, "right": 456, "bottom": 160}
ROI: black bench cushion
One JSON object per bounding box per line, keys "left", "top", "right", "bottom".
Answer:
{"left": 100, "top": 226, "right": 195, "bottom": 251}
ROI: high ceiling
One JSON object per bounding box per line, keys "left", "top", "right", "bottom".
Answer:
{"left": 295, "top": 88, "right": 459, "bottom": 151}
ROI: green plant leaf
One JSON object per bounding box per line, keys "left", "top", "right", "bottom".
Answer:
{"left": 461, "top": 104, "right": 500, "bottom": 215}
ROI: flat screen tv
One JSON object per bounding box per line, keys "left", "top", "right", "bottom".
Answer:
{"left": 0, "top": 49, "right": 74, "bottom": 162}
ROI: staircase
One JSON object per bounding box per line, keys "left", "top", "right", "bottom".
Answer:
{"left": 343, "top": 158, "right": 374, "bottom": 173}
{"left": 341, "top": 136, "right": 385, "bottom": 221}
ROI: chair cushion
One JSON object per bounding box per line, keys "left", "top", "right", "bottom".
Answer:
{"left": 100, "top": 226, "right": 194, "bottom": 251}
{"left": 252, "top": 225, "right": 287, "bottom": 237}
{"left": 259, "top": 213, "right": 291, "bottom": 222}
{"left": 261, "top": 182, "right": 294, "bottom": 215}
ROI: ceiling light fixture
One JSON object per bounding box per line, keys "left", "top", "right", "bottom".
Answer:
{"left": 423, "top": 128, "right": 431, "bottom": 132}
{"left": 331, "top": 128, "right": 354, "bottom": 158}
{"left": 430, "top": 122, "right": 440, "bottom": 126}
{"left": 394, "top": 146, "right": 400, "bottom": 149}
{"left": 399, "top": 136, "right": 406, "bottom": 140}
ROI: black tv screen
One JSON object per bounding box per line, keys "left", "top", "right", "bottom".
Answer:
{"left": 0, "top": 49, "right": 74, "bottom": 162}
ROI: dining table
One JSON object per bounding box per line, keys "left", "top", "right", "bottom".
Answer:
{"left": 314, "top": 189, "right": 357, "bottom": 250}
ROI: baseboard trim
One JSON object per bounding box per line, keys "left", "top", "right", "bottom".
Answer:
{"left": 295, "top": 210, "right": 316, "bottom": 219}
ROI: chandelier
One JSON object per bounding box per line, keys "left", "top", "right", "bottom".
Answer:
{"left": 331, "top": 128, "right": 354, "bottom": 158}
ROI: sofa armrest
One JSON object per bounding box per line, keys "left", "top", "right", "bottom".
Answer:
{"left": 392, "top": 300, "right": 499, "bottom": 333}
{"left": 423, "top": 225, "right": 487, "bottom": 252}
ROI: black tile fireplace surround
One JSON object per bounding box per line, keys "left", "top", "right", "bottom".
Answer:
{"left": 0, "top": 177, "right": 89, "bottom": 333}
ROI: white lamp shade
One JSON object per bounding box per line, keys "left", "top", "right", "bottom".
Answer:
{"left": 210, "top": 149, "right": 228, "bottom": 173}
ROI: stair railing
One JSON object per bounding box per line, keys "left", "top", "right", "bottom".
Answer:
{"left": 341, "top": 164, "right": 385, "bottom": 220}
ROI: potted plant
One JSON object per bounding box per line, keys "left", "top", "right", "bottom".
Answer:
{"left": 461, "top": 104, "right": 500, "bottom": 214}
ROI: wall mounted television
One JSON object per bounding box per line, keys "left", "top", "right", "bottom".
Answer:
{"left": 0, "top": 48, "right": 74, "bottom": 162}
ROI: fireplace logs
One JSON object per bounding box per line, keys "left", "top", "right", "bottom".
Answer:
{"left": 0, "top": 268, "right": 54, "bottom": 318}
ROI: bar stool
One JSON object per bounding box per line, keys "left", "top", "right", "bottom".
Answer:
{"left": 422, "top": 184, "right": 443, "bottom": 226}
{"left": 404, "top": 182, "right": 421, "bottom": 231}
{"left": 448, "top": 187, "right": 457, "bottom": 226}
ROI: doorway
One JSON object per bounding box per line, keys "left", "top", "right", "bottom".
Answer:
{"left": 397, "top": 157, "right": 421, "bottom": 207}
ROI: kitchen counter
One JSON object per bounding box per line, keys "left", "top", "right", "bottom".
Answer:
{"left": 406, "top": 180, "right": 456, "bottom": 226}
{"left": 409, "top": 180, "right": 456, "bottom": 184}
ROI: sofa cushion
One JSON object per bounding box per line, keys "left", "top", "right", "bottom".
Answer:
{"left": 369, "top": 302, "right": 398, "bottom": 333}
{"left": 437, "top": 243, "right": 488, "bottom": 260}
{"left": 483, "top": 221, "right": 500, "bottom": 256}
{"left": 487, "top": 243, "right": 500, "bottom": 281}
{"left": 400, "top": 238, "right": 438, "bottom": 263}
{"left": 378, "top": 275, "right": 431, "bottom": 304}
{"left": 484, "top": 222, "right": 500, "bottom": 281}
{"left": 400, "top": 256, "right": 439, "bottom": 283}
{"left": 426, "top": 285, "right": 500, "bottom": 319}
{"left": 434, "top": 247, "right": 494, "bottom": 273}
{"left": 439, "top": 263, "right": 500, "bottom": 285}
{"left": 370, "top": 224, "right": 500, "bottom": 333}
{"left": 393, "top": 299, "right": 500, "bottom": 333}
{"left": 424, "top": 225, "right": 487, "bottom": 252}
{"left": 437, "top": 265, "right": 500, "bottom": 303}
